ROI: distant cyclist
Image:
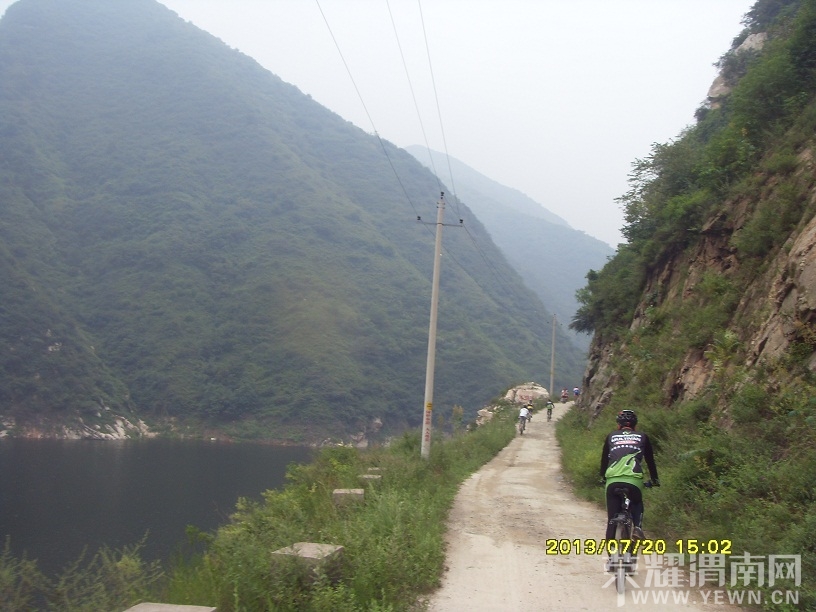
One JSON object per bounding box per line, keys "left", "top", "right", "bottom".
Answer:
{"left": 573, "top": 386, "right": 581, "bottom": 400}
{"left": 546, "top": 400, "right": 554, "bottom": 421}
{"left": 518, "top": 405, "right": 530, "bottom": 434}
{"left": 599, "top": 410, "right": 659, "bottom": 541}
{"left": 525, "top": 401, "right": 534, "bottom": 422}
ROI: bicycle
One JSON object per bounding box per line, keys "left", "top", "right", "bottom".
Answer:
{"left": 517, "top": 415, "right": 526, "bottom": 435}
{"left": 546, "top": 405, "right": 553, "bottom": 421}
{"left": 606, "top": 481, "right": 653, "bottom": 595}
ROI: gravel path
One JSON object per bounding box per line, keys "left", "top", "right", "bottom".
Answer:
{"left": 424, "top": 404, "right": 742, "bottom": 611}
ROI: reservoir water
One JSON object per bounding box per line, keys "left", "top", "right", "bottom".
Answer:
{"left": 0, "top": 438, "right": 313, "bottom": 576}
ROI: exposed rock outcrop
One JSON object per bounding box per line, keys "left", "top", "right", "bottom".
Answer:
{"left": 707, "top": 32, "right": 768, "bottom": 107}
{"left": 503, "top": 382, "right": 550, "bottom": 403}
{"left": 475, "top": 382, "right": 551, "bottom": 426}
{"left": 0, "top": 414, "right": 152, "bottom": 439}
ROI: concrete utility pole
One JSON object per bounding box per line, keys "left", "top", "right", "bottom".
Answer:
{"left": 550, "top": 314, "right": 556, "bottom": 399}
{"left": 421, "top": 193, "right": 446, "bottom": 459}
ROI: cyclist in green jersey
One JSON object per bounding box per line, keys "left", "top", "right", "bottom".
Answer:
{"left": 599, "top": 410, "right": 659, "bottom": 540}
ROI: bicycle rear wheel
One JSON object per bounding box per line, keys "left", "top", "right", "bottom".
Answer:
{"left": 614, "top": 522, "right": 629, "bottom": 595}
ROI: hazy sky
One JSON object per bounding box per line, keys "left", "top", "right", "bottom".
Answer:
{"left": 0, "top": 0, "right": 755, "bottom": 246}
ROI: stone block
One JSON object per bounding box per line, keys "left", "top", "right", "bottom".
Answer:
{"left": 359, "top": 474, "right": 381, "bottom": 484}
{"left": 332, "top": 488, "right": 365, "bottom": 505}
{"left": 271, "top": 542, "right": 344, "bottom": 582}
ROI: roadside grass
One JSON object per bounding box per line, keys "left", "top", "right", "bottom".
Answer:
{"left": 0, "top": 404, "right": 517, "bottom": 611}
{"left": 164, "top": 405, "right": 517, "bottom": 610}
{"left": 557, "top": 373, "right": 816, "bottom": 609}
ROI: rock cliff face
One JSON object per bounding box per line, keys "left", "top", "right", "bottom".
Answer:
{"left": 582, "top": 147, "right": 816, "bottom": 417}
{"left": 747, "top": 189, "right": 816, "bottom": 369}
{"left": 579, "top": 9, "right": 816, "bottom": 418}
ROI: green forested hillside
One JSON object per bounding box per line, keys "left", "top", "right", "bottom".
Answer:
{"left": 562, "top": 0, "right": 816, "bottom": 604}
{"left": 0, "top": 0, "right": 585, "bottom": 441}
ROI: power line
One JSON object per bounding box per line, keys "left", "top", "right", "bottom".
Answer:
{"left": 314, "top": 0, "right": 546, "bottom": 322}
{"left": 415, "top": 0, "right": 462, "bottom": 220}
{"left": 384, "top": 0, "right": 446, "bottom": 198}
{"left": 388, "top": 1, "right": 520, "bottom": 301}
{"left": 313, "top": 0, "right": 426, "bottom": 225}
{"left": 404, "top": 1, "right": 530, "bottom": 303}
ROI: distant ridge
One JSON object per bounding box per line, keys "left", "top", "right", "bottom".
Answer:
{"left": 406, "top": 146, "right": 614, "bottom": 350}
{"left": 407, "top": 146, "right": 573, "bottom": 228}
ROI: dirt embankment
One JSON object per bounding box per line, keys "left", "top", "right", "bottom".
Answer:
{"left": 423, "top": 405, "right": 742, "bottom": 611}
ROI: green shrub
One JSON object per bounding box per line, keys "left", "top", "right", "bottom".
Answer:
{"left": 46, "top": 541, "right": 163, "bottom": 612}
{"left": 763, "top": 149, "right": 799, "bottom": 174}
{"left": 730, "top": 384, "right": 770, "bottom": 424}
{"left": 0, "top": 540, "right": 45, "bottom": 611}
{"left": 733, "top": 178, "right": 807, "bottom": 258}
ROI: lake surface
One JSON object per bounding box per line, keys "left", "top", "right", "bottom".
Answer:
{"left": 0, "top": 438, "right": 313, "bottom": 576}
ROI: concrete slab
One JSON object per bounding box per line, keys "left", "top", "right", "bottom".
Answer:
{"left": 271, "top": 542, "right": 344, "bottom": 582}
{"left": 332, "top": 488, "right": 365, "bottom": 505}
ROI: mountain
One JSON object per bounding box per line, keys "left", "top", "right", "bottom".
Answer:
{"left": 406, "top": 145, "right": 615, "bottom": 351}
{"left": 563, "top": 0, "right": 816, "bottom": 603}
{"left": 0, "top": 0, "right": 586, "bottom": 441}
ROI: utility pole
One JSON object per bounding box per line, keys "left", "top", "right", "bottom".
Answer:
{"left": 550, "top": 314, "right": 556, "bottom": 400}
{"left": 420, "top": 193, "right": 446, "bottom": 459}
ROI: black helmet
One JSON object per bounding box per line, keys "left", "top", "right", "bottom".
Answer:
{"left": 616, "top": 410, "right": 637, "bottom": 428}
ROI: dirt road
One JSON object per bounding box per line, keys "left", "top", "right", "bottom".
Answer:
{"left": 425, "top": 404, "right": 741, "bottom": 611}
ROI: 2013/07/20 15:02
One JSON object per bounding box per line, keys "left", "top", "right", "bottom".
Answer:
{"left": 546, "top": 539, "right": 733, "bottom": 555}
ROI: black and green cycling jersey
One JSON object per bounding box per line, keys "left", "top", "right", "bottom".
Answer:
{"left": 600, "top": 428, "right": 658, "bottom": 492}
